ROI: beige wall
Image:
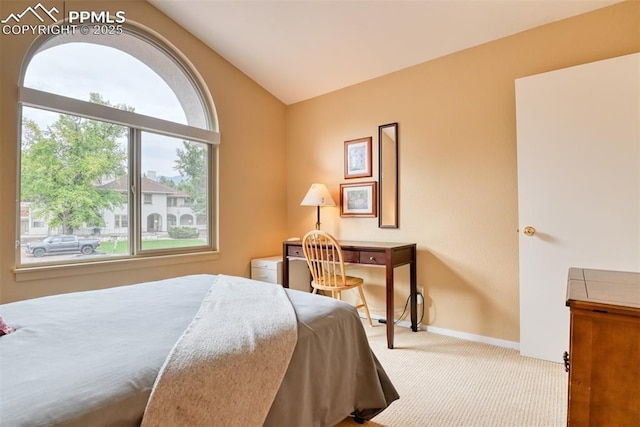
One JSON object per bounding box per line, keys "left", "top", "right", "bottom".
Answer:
{"left": 0, "top": 0, "right": 287, "bottom": 302}
{"left": 285, "top": 1, "right": 639, "bottom": 342}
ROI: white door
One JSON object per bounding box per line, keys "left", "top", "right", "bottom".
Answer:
{"left": 516, "top": 53, "right": 640, "bottom": 362}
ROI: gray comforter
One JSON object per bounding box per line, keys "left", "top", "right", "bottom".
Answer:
{"left": 0, "top": 274, "right": 398, "bottom": 427}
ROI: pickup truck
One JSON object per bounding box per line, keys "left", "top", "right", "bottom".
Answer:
{"left": 26, "top": 235, "right": 101, "bottom": 257}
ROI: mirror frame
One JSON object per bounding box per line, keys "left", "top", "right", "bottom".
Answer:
{"left": 378, "top": 122, "right": 399, "bottom": 228}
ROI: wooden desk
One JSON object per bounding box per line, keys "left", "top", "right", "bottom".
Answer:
{"left": 283, "top": 240, "right": 418, "bottom": 349}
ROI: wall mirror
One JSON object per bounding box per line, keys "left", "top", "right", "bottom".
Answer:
{"left": 378, "top": 122, "right": 398, "bottom": 228}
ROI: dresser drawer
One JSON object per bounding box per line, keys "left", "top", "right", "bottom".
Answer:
{"left": 251, "top": 257, "right": 282, "bottom": 269}
{"left": 251, "top": 267, "right": 280, "bottom": 284}
{"left": 250, "top": 256, "right": 283, "bottom": 284}
{"left": 359, "top": 251, "right": 386, "bottom": 265}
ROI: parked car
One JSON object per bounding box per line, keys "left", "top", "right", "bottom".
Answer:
{"left": 26, "top": 235, "right": 101, "bottom": 257}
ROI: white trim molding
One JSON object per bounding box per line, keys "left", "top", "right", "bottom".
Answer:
{"left": 369, "top": 314, "right": 520, "bottom": 351}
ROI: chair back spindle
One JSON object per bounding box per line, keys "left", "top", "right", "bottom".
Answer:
{"left": 303, "top": 231, "right": 345, "bottom": 289}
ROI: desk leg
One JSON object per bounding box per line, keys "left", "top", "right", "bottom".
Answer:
{"left": 410, "top": 252, "right": 417, "bottom": 332}
{"left": 386, "top": 262, "right": 394, "bottom": 349}
{"left": 282, "top": 245, "right": 289, "bottom": 288}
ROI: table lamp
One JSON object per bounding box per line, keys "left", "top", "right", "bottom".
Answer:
{"left": 300, "top": 183, "right": 336, "bottom": 230}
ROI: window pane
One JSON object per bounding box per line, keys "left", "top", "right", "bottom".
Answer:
{"left": 23, "top": 33, "right": 209, "bottom": 128}
{"left": 19, "top": 107, "right": 129, "bottom": 265}
{"left": 140, "top": 133, "right": 209, "bottom": 251}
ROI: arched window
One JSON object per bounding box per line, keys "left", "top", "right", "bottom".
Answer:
{"left": 18, "top": 27, "right": 218, "bottom": 266}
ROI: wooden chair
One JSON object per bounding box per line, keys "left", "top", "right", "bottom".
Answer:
{"left": 302, "top": 230, "right": 373, "bottom": 326}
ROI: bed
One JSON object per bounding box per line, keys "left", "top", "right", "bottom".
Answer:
{"left": 0, "top": 274, "right": 398, "bottom": 427}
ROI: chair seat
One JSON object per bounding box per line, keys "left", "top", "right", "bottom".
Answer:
{"left": 312, "top": 275, "right": 363, "bottom": 291}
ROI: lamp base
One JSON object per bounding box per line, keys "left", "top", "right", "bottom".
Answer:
{"left": 315, "top": 206, "right": 321, "bottom": 230}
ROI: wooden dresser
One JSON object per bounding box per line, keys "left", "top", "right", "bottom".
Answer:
{"left": 565, "top": 268, "right": 640, "bottom": 426}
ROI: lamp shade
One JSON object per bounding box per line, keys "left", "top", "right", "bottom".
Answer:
{"left": 300, "top": 183, "right": 336, "bottom": 207}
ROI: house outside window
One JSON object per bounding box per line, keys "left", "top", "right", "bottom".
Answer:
{"left": 17, "top": 27, "right": 219, "bottom": 266}
{"left": 115, "top": 215, "right": 128, "bottom": 229}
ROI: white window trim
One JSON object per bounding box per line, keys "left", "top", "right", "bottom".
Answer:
{"left": 15, "top": 28, "right": 220, "bottom": 275}
{"left": 19, "top": 87, "right": 219, "bottom": 145}
{"left": 14, "top": 251, "right": 221, "bottom": 282}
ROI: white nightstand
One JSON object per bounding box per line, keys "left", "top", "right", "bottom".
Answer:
{"left": 251, "top": 256, "right": 283, "bottom": 284}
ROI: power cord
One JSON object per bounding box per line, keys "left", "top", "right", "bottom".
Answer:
{"left": 392, "top": 291, "right": 425, "bottom": 325}
{"left": 376, "top": 291, "right": 425, "bottom": 326}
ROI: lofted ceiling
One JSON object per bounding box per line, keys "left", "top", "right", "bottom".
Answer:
{"left": 148, "top": 0, "right": 623, "bottom": 105}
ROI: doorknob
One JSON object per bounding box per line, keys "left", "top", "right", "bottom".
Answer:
{"left": 523, "top": 226, "right": 536, "bottom": 236}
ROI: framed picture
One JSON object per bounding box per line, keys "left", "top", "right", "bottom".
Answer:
{"left": 344, "top": 137, "right": 372, "bottom": 179}
{"left": 340, "top": 182, "right": 377, "bottom": 217}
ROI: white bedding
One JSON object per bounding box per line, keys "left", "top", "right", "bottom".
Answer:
{"left": 142, "top": 275, "right": 297, "bottom": 426}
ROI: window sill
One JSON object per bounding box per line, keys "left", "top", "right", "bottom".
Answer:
{"left": 14, "top": 251, "right": 220, "bottom": 282}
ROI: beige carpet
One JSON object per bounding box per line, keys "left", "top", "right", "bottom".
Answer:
{"left": 337, "top": 323, "right": 567, "bottom": 427}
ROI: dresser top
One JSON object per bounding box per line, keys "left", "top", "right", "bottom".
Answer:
{"left": 566, "top": 268, "right": 640, "bottom": 310}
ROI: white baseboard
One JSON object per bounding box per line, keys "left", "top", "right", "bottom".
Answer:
{"left": 367, "top": 314, "right": 520, "bottom": 351}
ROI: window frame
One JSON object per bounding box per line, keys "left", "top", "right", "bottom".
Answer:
{"left": 15, "top": 26, "right": 220, "bottom": 272}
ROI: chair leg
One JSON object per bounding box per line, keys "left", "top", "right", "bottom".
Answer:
{"left": 357, "top": 286, "right": 373, "bottom": 326}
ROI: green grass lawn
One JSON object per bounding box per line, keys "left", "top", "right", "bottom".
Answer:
{"left": 98, "top": 239, "right": 206, "bottom": 254}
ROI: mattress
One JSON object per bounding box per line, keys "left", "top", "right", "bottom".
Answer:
{"left": 0, "top": 274, "right": 398, "bottom": 427}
